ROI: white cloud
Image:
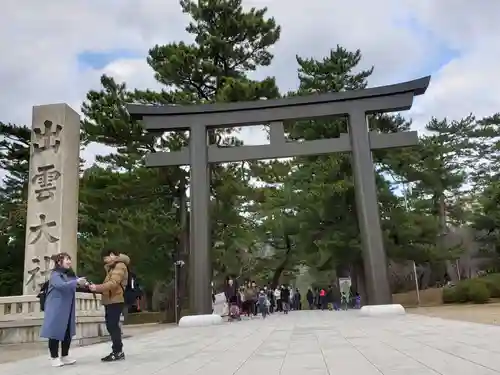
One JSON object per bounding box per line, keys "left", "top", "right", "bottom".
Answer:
{"left": 407, "top": 0, "right": 500, "bottom": 127}
{"left": 1, "top": 0, "right": 499, "bottom": 160}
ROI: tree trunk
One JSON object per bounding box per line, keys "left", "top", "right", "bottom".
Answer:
{"left": 418, "top": 263, "right": 432, "bottom": 290}
{"left": 438, "top": 194, "right": 458, "bottom": 282}
{"left": 271, "top": 234, "right": 292, "bottom": 288}
{"left": 336, "top": 264, "right": 350, "bottom": 279}
{"left": 151, "top": 281, "right": 164, "bottom": 312}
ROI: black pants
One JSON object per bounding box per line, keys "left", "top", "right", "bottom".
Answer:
{"left": 320, "top": 297, "right": 326, "bottom": 310}
{"left": 259, "top": 304, "right": 267, "bottom": 318}
{"left": 105, "top": 303, "right": 124, "bottom": 353}
{"left": 48, "top": 323, "right": 71, "bottom": 358}
{"left": 242, "top": 300, "right": 252, "bottom": 316}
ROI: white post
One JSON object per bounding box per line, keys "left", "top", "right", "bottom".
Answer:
{"left": 456, "top": 259, "right": 461, "bottom": 281}
{"left": 23, "top": 104, "right": 80, "bottom": 295}
{"left": 412, "top": 260, "right": 420, "bottom": 306}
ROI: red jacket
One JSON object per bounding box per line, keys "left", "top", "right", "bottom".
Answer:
{"left": 319, "top": 289, "right": 326, "bottom": 297}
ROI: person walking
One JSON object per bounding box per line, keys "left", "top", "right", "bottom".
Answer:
{"left": 265, "top": 285, "right": 274, "bottom": 313}
{"left": 314, "top": 288, "right": 320, "bottom": 309}
{"left": 274, "top": 286, "right": 282, "bottom": 312}
{"left": 41, "top": 252, "right": 86, "bottom": 367}
{"left": 289, "top": 286, "right": 294, "bottom": 310}
{"left": 295, "top": 288, "right": 302, "bottom": 310}
{"left": 238, "top": 286, "right": 246, "bottom": 310}
{"left": 89, "top": 249, "right": 130, "bottom": 362}
{"left": 281, "top": 285, "right": 290, "bottom": 314}
{"left": 250, "top": 281, "right": 259, "bottom": 316}
{"left": 319, "top": 288, "right": 326, "bottom": 310}
{"left": 242, "top": 282, "right": 255, "bottom": 317}
{"left": 257, "top": 289, "right": 269, "bottom": 319}
{"left": 224, "top": 277, "right": 238, "bottom": 304}
{"left": 306, "top": 288, "right": 314, "bottom": 310}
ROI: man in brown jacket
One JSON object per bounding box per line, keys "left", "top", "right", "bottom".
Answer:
{"left": 89, "top": 249, "right": 129, "bottom": 362}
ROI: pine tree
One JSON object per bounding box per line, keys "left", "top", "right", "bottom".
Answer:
{"left": 0, "top": 123, "right": 30, "bottom": 295}
{"left": 470, "top": 113, "right": 500, "bottom": 270}
{"left": 410, "top": 116, "right": 484, "bottom": 227}
{"left": 80, "top": 0, "right": 283, "bottom": 313}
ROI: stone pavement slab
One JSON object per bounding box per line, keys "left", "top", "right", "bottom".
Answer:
{"left": 2, "top": 310, "right": 500, "bottom": 375}
{"left": 0, "top": 323, "right": 171, "bottom": 364}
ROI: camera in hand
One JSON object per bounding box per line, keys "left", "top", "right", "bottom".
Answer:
{"left": 76, "top": 280, "right": 93, "bottom": 294}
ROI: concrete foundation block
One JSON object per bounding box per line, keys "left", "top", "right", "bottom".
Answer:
{"left": 360, "top": 304, "right": 405, "bottom": 317}
{"left": 178, "top": 314, "right": 223, "bottom": 328}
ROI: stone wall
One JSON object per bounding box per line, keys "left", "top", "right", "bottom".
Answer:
{"left": 0, "top": 293, "right": 106, "bottom": 345}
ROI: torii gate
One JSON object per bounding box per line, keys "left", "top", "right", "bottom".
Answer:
{"left": 128, "top": 76, "right": 430, "bottom": 314}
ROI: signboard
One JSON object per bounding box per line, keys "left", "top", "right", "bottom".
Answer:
{"left": 338, "top": 277, "right": 352, "bottom": 295}
{"left": 212, "top": 292, "right": 228, "bottom": 316}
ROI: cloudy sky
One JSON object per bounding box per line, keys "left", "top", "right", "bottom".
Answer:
{"left": 1, "top": 0, "right": 499, "bottom": 165}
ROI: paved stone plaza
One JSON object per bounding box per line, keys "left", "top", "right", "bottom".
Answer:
{"left": 2, "top": 310, "right": 500, "bottom": 375}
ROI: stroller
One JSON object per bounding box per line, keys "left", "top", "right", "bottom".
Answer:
{"left": 228, "top": 296, "right": 241, "bottom": 321}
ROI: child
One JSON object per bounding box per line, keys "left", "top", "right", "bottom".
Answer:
{"left": 257, "top": 289, "right": 268, "bottom": 319}
{"left": 354, "top": 292, "right": 361, "bottom": 309}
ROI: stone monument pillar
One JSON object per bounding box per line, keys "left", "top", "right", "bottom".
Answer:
{"left": 23, "top": 104, "right": 80, "bottom": 295}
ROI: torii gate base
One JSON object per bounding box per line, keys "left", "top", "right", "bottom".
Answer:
{"left": 129, "top": 76, "right": 431, "bottom": 315}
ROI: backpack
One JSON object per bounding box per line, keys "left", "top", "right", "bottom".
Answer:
{"left": 37, "top": 280, "right": 50, "bottom": 312}
{"left": 122, "top": 266, "right": 141, "bottom": 306}
{"left": 37, "top": 273, "right": 69, "bottom": 311}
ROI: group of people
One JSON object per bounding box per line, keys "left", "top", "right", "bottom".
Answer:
{"left": 306, "top": 286, "right": 361, "bottom": 310}
{"left": 222, "top": 278, "right": 362, "bottom": 318}
{"left": 40, "top": 249, "right": 134, "bottom": 367}
{"left": 223, "top": 278, "right": 303, "bottom": 319}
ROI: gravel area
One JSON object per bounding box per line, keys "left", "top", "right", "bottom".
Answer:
{"left": 409, "top": 303, "right": 500, "bottom": 325}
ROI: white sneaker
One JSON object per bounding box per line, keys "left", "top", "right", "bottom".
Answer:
{"left": 61, "top": 356, "right": 76, "bottom": 365}
{"left": 51, "top": 358, "right": 64, "bottom": 367}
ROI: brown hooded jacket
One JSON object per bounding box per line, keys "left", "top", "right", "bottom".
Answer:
{"left": 93, "top": 253, "right": 130, "bottom": 305}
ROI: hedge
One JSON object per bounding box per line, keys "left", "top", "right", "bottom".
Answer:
{"left": 442, "top": 274, "right": 500, "bottom": 304}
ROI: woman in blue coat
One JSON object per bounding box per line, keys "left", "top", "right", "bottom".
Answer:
{"left": 40, "top": 252, "right": 86, "bottom": 367}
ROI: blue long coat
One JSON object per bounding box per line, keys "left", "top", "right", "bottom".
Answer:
{"left": 40, "top": 269, "right": 78, "bottom": 341}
